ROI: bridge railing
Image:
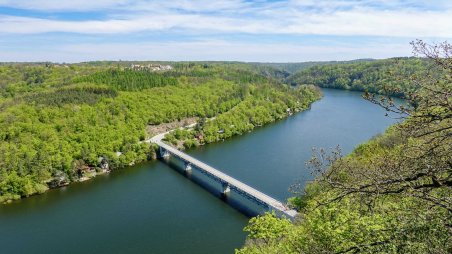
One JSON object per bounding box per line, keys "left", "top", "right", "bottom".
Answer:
{"left": 156, "top": 141, "right": 297, "bottom": 219}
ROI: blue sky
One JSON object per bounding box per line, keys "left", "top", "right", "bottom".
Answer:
{"left": 0, "top": 0, "right": 451, "bottom": 62}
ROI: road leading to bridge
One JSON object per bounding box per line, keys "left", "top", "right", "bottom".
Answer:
{"left": 148, "top": 132, "right": 298, "bottom": 219}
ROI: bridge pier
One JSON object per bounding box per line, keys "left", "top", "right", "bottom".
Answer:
{"left": 184, "top": 162, "right": 192, "bottom": 172}
{"left": 153, "top": 140, "right": 298, "bottom": 219}
{"left": 159, "top": 147, "right": 170, "bottom": 159}
{"left": 222, "top": 183, "right": 231, "bottom": 195}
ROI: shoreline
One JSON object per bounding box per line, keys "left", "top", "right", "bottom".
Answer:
{"left": 1, "top": 92, "right": 322, "bottom": 205}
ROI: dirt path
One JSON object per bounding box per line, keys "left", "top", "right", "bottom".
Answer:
{"left": 146, "top": 117, "right": 198, "bottom": 138}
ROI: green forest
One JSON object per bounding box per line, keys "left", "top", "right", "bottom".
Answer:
{"left": 0, "top": 41, "right": 450, "bottom": 254}
{"left": 163, "top": 84, "right": 319, "bottom": 147}
{"left": 237, "top": 41, "right": 451, "bottom": 253}
{"left": 0, "top": 62, "right": 320, "bottom": 203}
{"left": 286, "top": 57, "right": 431, "bottom": 97}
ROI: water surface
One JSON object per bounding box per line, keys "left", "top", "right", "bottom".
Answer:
{"left": 0, "top": 89, "right": 399, "bottom": 254}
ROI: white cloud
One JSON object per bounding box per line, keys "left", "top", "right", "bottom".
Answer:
{"left": 0, "top": 7, "right": 451, "bottom": 38}
{"left": 0, "top": 0, "right": 248, "bottom": 12}
{"left": 0, "top": 0, "right": 129, "bottom": 11}
{"left": 0, "top": 40, "right": 413, "bottom": 62}
{"left": 1, "top": 0, "right": 451, "bottom": 12}
{"left": 0, "top": 0, "right": 450, "bottom": 61}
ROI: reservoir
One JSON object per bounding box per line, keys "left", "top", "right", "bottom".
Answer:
{"left": 0, "top": 89, "right": 400, "bottom": 254}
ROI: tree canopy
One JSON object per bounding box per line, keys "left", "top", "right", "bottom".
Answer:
{"left": 287, "top": 57, "right": 432, "bottom": 97}
{"left": 0, "top": 61, "right": 320, "bottom": 203}
{"left": 238, "top": 41, "right": 451, "bottom": 254}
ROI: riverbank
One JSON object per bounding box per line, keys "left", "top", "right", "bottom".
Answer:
{"left": 0, "top": 88, "right": 401, "bottom": 254}
{"left": 67, "top": 86, "right": 321, "bottom": 187}
{"left": 0, "top": 88, "right": 396, "bottom": 253}
{"left": 162, "top": 87, "right": 322, "bottom": 149}
{"left": 0, "top": 85, "right": 321, "bottom": 204}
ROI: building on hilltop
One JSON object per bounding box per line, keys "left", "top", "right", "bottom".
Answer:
{"left": 129, "top": 64, "right": 173, "bottom": 72}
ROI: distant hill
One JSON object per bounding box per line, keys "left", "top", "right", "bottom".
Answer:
{"left": 252, "top": 59, "right": 376, "bottom": 74}
{"left": 285, "top": 57, "right": 430, "bottom": 96}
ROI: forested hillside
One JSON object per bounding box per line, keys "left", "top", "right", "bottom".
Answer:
{"left": 163, "top": 84, "right": 319, "bottom": 147}
{"left": 287, "top": 57, "right": 431, "bottom": 97}
{"left": 237, "top": 41, "right": 451, "bottom": 253}
{"left": 0, "top": 62, "right": 320, "bottom": 203}
{"left": 256, "top": 59, "right": 375, "bottom": 74}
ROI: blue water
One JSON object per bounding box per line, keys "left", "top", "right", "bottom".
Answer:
{"left": 0, "top": 89, "right": 400, "bottom": 254}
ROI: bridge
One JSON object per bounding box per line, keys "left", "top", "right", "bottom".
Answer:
{"left": 149, "top": 132, "right": 298, "bottom": 219}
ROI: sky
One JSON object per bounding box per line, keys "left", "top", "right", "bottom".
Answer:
{"left": 0, "top": 0, "right": 451, "bottom": 62}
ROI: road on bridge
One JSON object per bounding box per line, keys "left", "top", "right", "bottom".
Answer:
{"left": 148, "top": 131, "right": 298, "bottom": 219}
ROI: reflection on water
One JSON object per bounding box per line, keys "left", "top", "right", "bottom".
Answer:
{"left": 0, "top": 89, "right": 399, "bottom": 254}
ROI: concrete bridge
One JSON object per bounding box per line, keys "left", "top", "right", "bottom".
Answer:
{"left": 149, "top": 132, "right": 298, "bottom": 219}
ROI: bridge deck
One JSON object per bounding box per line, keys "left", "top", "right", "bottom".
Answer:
{"left": 150, "top": 133, "right": 297, "bottom": 218}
